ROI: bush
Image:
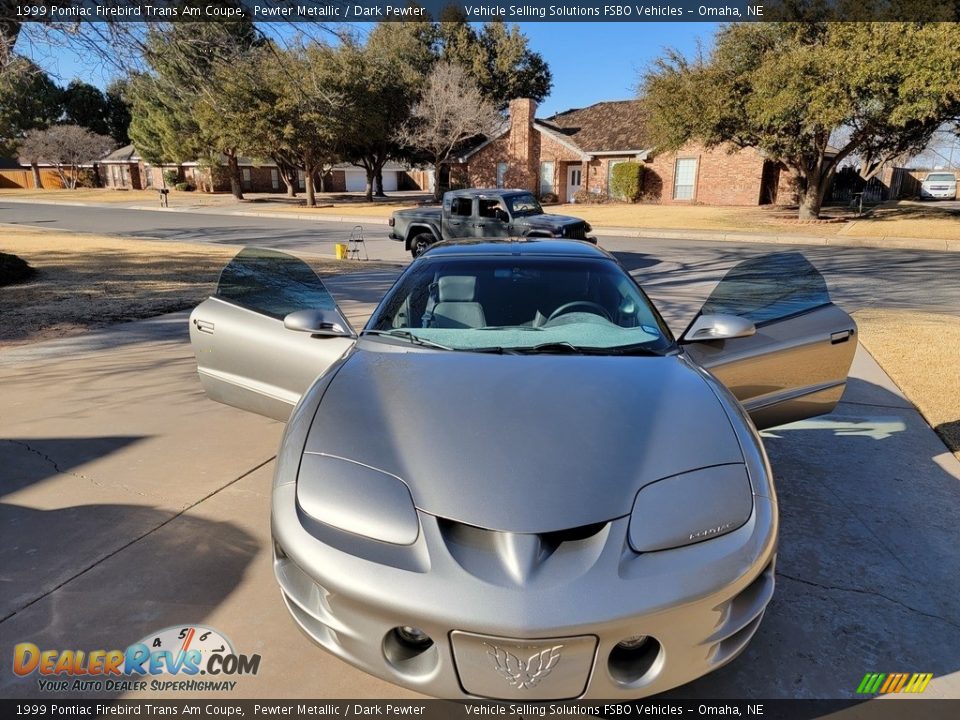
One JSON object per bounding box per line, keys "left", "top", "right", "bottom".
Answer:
{"left": 174, "top": 182, "right": 195, "bottom": 192}
{"left": 573, "top": 190, "right": 608, "bottom": 204}
{"left": 0, "top": 252, "right": 36, "bottom": 286}
{"left": 539, "top": 192, "right": 559, "bottom": 204}
{"left": 74, "top": 169, "right": 98, "bottom": 188}
{"left": 163, "top": 170, "right": 179, "bottom": 187}
{"left": 609, "top": 162, "right": 645, "bottom": 202}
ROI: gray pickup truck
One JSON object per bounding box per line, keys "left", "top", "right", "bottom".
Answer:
{"left": 389, "top": 188, "right": 595, "bottom": 257}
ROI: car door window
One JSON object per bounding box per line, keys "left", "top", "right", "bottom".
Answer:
{"left": 450, "top": 197, "right": 473, "bottom": 217}
{"left": 478, "top": 199, "right": 504, "bottom": 219}
{"left": 700, "top": 252, "right": 831, "bottom": 326}
{"left": 215, "top": 247, "right": 339, "bottom": 320}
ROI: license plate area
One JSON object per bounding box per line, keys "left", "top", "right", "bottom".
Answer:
{"left": 450, "top": 630, "right": 597, "bottom": 700}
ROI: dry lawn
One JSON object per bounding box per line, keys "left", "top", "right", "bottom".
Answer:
{"left": 854, "top": 309, "right": 960, "bottom": 458}
{"left": 0, "top": 229, "right": 390, "bottom": 349}
{"left": 841, "top": 200, "right": 960, "bottom": 239}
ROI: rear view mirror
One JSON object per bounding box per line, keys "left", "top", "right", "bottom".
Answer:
{"left": 682, "top": 314, "right": 756, "bottom": 342}
{"left": 284, "top": 309, "right": 351, "bottom": 337}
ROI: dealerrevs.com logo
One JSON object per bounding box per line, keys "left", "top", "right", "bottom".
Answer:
{"left": 13, "top": 625, "right": 261, "bottom": 693}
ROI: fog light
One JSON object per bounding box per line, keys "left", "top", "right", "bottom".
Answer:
{"left": 617, "top": 635, "right": 648, "bottom": 650}
{"left": 395, "top": 626, "right": 432, "bottom": 648}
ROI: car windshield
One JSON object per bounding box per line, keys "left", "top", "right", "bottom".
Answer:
{"left": 508, "top": 194, "right": 543, "bottom": 216}
{"left": 926, "top": 173, "right": 956, "bottom": 182}
{"left": 364, "top": 256, "right": 675, "bottom": 354}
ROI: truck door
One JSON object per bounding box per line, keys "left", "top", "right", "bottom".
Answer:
{"left": 443, "top": 195, "right": 475, "bottom": 240}
{"left": 473, "top": 198, "right": 511, "bottom": 239}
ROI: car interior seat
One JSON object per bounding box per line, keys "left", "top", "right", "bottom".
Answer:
{"left": 431, "top": 276, "right": 486, "bottom": 329}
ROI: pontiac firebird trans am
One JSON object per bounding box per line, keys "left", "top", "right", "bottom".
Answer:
{"left": 189, "top": 240, "right": 857, "bottom": 699}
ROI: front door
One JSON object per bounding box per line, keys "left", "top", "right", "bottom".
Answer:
{"left": 189, "top": 248, "right": 356, "bottom": 421}
{"left": 567, "top": 165, "right": 582, "bottom": 202}
{"left": 474, "top": 197, "right": 510, "bottom": 238}
{"left": 681, "top": 252, "right": 857, "bottom": 430}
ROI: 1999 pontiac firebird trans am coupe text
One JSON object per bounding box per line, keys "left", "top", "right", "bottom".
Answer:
{"left": 188, "top": 240, "right": 857, "bottom": 699}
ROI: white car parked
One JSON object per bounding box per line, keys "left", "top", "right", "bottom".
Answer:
{"left": 920, "top": 172, "right": 957, "bottom": 200}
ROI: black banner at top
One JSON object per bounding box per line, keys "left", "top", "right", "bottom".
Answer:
{"left": 3, "top": 0, "right": 960, "bottom": 23}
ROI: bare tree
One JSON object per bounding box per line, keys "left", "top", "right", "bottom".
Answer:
{"left": 18, "top": 125, "right": 114, "bottom": 189}
{"left": 395, "top": 61, "right": 501, "bottom": 202}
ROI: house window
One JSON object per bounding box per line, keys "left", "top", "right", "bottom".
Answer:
{"left": 271, "top": 169, "right": 279, "bottom": 190}
{"left": 674, "top": 158, "right": 697, "bottom": 200}
{"left": 297, "top": 169, "right": 305, "bottom": 190}
{"left": 242, "top": 168, "right": 252, "bottom": 189}
{"left": 496, "top": 162, "right": 508, "bottom": 189}
{"left": 539, "top": 161, "right": 555, "bottom": 195}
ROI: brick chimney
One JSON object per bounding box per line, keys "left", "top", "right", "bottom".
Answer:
{"left": 507, "top": 98, "right": 539, "bottom": 192}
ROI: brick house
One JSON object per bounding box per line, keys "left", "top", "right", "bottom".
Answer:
{"left": 454, "top": 98, "right": 796, "bottom": 206}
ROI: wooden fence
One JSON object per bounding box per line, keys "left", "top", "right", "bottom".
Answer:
{"left": 0, "top": 168, "right": 66, "bottom": 189}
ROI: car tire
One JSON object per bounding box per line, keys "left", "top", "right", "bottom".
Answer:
{"left": 410, "top": 233, "right": 433, "bottom": 258}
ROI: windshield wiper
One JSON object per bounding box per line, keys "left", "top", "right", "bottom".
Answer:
{"left": 512, "top": 342, "right": 663, "bottom": 356}
{"left": 362, "top": 330, "right": 453, "bottom": 350}
{"left": 510, "top": 342, "right": 588, "bottom": 355}
{"left": 600, "top": 344, "right": 663, "bottom": 357}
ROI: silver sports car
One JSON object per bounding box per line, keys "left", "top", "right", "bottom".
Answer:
{"left": 189, "top": 240, "right": 857, "bottom": 700}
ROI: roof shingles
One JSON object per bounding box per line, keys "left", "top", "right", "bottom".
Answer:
{"left": 540, "top": 100, "right": 650, "bottom": 154}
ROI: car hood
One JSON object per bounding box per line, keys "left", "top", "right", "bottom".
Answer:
{"left": 521, "top": 214, "right": 586, "bottom": 229}
{"left": 303, "top": 350, "right": 743, "bottom": 533}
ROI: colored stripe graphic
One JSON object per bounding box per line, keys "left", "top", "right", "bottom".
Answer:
{"left": 857, "top": 672, "right": 932, "bottom": 694}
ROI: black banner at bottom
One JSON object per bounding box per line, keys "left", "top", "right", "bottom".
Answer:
{"left": 3, "top": 700, "right": 960, "bottom": 720}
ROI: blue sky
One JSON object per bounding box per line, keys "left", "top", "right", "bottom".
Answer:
{"left": 16, "top": 21, "right": 718, "bottom": 117}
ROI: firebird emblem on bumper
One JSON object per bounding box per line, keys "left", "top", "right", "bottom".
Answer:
{"left": 486, "top": 643, "right": 563, "bottom": 689}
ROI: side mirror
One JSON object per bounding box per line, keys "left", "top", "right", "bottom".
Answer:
{"left": 283, "top": 309, "right": 351, "bottom": 337}
{"left": 682, "top": 314, "right": 756, "bottom": 342}
{"left": 495, "top": 209, "right": 509, "bottom": 222}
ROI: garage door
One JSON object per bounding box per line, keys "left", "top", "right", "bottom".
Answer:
{"left": 345, "top": 170, "right": 397, "bottom": 192}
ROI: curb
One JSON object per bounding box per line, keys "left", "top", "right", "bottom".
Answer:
{"left": 2, "top": 196, "right": 956, "bottom": 253}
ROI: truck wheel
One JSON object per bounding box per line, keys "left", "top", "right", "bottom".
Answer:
{"left": 410, "top": 233, "right": 433, "bottom": 258}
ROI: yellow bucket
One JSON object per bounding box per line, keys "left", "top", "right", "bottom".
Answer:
{"left": 334, "top": 243, "right": 348, "bottom": 260}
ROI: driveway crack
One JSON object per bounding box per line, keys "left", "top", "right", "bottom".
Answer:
{"left": 6, "top": 439, "right": 98, "bottom": 485}
{"left": 777, "top": 572, "right": 960, "bottom": 631}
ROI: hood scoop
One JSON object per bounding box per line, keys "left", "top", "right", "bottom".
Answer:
{"left": 438, "top": 518, "right": 609, "bottom": 588}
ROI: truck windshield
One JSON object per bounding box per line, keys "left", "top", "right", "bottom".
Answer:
{"left": 364, "top": 256, "right": 675, "bottom": 355}
{"left": 508, "top": 194, "right": 543, "bottom": 216}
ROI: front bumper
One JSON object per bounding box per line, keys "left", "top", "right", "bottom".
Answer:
{"left": 272, "top": 486, "right": 777, "bottom": 700}
{"left": 920, "top": 188, "right": 957, "bottom": 200}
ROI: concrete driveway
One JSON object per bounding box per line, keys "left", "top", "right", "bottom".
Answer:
{"left": 2, "top": 263, "right": 959, "bottom": 702}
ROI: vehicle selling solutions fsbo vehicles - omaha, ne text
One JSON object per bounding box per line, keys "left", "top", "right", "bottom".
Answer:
{"left": 389, "top": 189, "right": 595, "bottom": 257}
{"left": 188, "top": 240, "right": 857, "bottom": 699}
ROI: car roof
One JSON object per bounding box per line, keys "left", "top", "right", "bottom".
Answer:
{"left": 447, "top": 189, "right": 529, "bottom": 198}
{"left": 419, "top": 238, "right": 615, "bottom": 260}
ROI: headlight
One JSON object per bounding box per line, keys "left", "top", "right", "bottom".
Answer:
{"left": 628, "top": 464, "right": 753, "bottom": 553}
{"left": 296, "top": 453, "right": 419, "bottom": 545}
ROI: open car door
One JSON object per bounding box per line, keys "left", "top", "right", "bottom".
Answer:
{"left": 680, "top": 252, "right": 857, "bottom": 430}
{"left": 189, "top": 248, "right": 356, "bottom": 422}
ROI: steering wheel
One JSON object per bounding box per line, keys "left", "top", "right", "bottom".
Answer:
{"left": 546, "top": 301, "right": 612, "bottom": 323}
